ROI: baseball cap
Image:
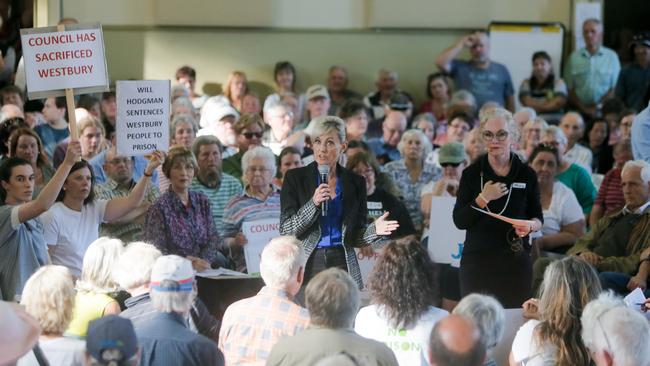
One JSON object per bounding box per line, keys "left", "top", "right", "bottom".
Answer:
{"left": 388, "top": 92, "right": 412, "bottom": 111}
{"left": 150, "top": 255, "right": 195, "bottom": 292}
{"left": 214, "top": 104, "right": 240, "bottom": 123}
{"left": 631, "top": 32, "right": 650, "bottom": 49}
{"left": 86, "top": 315, "right": 138, "bottom": 365}
{"left": 306, "top": 84, "right": 330, "bottom": 100}
{"left": 438, "top": 142, "right": 468, "bottom": 165}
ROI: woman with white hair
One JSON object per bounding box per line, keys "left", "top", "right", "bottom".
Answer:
{"left": 453, "top": 107, "right": 543, "bottom": 308}
{"left": 18, "top": 265, "right": 85, "bottom": 365}
{"left": 540, "top": 125, "right": 597, "bottom": 215}
{"left": 452, "top": 294, "right": 505, "bottom": 366}
{"left": 222, "top": 146, "right": 281, "bottom": 271}
{"left": 280, "top": 116, "right": 398, "bottom": 289}
{"left": 384, "top": 129, "right": 440, "bottom": 233}
{"left": 517, "top": 117, "right": 549, "bottom": 161}
{"left": 65, "top": 237, "right": 124, "bottom": 338}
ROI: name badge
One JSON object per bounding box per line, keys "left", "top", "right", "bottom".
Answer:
{"left": 367, "top": 201, "right": 383, "bottom": 210}
{"left": 512, "top": 182, "right": 526, "bottom": 189}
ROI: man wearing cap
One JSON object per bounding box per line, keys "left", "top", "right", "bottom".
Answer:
{"left": 136, "top": 255, "right": 224, "bottom": 366}
{"left": 366, "top": 110, "right": 407, "bottom": 165}
{"left": 436, "top": 31, "right": 515, "bottom": 112}
{"left": 86, "top": 315, "right": 140, "bottom": 366}
{"left": 296, "top": 84, "right": 331, "bottom": 131}
{"left": 616, "top": 32, "right": 650, "bottom": 111}
{"left": 219, "top": 236, "right": 310, "bottom": 365}
{"left": 326, "top": 65, "right": 362, "bottom": 116}
{"left": 564, "top": 19, "right": 621, "bottom": 118}
{"left": 199, "top": 97, "right": 240, "bottom": 158}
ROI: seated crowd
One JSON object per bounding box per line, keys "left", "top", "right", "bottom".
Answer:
{"left": 1, "top": 17, "right": 650, "bottom": 366}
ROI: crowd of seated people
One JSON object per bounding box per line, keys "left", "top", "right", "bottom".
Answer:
{"left": 1, "top": 15, "right": 650, "bottom": 366}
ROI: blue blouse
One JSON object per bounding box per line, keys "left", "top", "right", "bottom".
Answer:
{"left": 317, "top": 175, "right": 343, "bottom": 248}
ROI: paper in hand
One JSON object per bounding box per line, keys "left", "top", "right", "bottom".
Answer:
{"left": 471, "top": 206, "right": 535, "bottom": 227}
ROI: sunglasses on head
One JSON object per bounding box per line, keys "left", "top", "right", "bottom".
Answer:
{"left": 243, "top": 132, "right": 263, "bottom": 139}
{"left": 440, "top": 162, "right": 461, "bottom": 168}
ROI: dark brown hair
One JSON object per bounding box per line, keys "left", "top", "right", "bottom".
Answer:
{"left": 57, "top": 159, "right": 96, "bottom": 205}
{"left": 9, "top": 127, "right": 50, "bottom": 168}
{"left": 368, "top": 237, "right": 438, "bottom": 329}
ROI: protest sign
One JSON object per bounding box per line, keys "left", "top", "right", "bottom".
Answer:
{"left": 116, "top": 80, "right": 170, "bottom": 156}
{"left": 427, "top": 196, "right": 465, "bottom": 268}
{"left": 242, "top": 218, "right": 280, "bottom": 275}
{"left": 20, "top": 23, "right": 109, "bottom": 100}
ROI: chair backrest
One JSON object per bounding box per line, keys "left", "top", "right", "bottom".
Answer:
{"left": 490, "top": 308, "right": 526, "bottom": 366}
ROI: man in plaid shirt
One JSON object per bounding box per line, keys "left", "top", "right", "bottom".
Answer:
{"left": 218, "top": 236, "right": 310, "bottom": 365}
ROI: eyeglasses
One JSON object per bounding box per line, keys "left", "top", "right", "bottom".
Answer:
{"left": 441, "top": 162, "right": 461, "bottom": 168}
{"left": 593, "top": 307, "right": 614, "bottom": 356}
{"left": 354, "top": 168, "right": 374, "bottom": 178}
{"left": 482, "top": 130, "right": 509, "bottom": 142}
{"left": 243, "top": 132, "right": 263, "bottom": 140}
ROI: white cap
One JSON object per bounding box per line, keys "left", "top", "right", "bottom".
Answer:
{"left": 150, "top": 255, "right": 195, "bottom": 292}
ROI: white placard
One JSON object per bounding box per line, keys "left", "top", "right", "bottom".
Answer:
{"left": 427, "top": 197, "right": 465, "bottom": 268}
{"left": 116, "top": 80, "right": 170, "bottom": 156}
{"left": 242, "top": 218, "right": 281, "bottom": 275}
{"left": 20, "top": 23, "right": 109, "bottom": 99}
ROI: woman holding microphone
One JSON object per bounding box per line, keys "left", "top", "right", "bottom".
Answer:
{"left": 280, "top": 116, "right": 398, "bottom": 288}
{"left": 453, "top": 108, "right": 543, "bottom": 308}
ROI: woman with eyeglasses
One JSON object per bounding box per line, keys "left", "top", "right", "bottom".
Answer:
{"left": 528, "top": 144, "right": 585, "bottom": 255}
{"left": 453, "top": 108, "right": 543, "bottom": 308}
{"left": 222, "top": 146, "right": 281, "bottom": 272}
{"left": 347, "top": 151, "right": 415, "bottom": 239}
{"left": 280, "top": 116, "right": 398, "bottom": 289}
{"left": 223, "top": 113, "right": 265, "bottom": 182}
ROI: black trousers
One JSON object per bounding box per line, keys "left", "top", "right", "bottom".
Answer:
{"left": 295, "top": 246, "right": 347, "bottom": 306}
{"left": 303, "top": 246, "right": 348, "bottom": 285}
{"left": 460, "top": 250, "right": 532, "bottom": 308}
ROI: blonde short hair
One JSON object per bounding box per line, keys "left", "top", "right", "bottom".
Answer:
{"left": 479, "top": 107, "right": 520, "bottom": 143}
{"left": 21, "top": 265, "right": 75, "bottom": 334}
{"left": 76, "top": 237, "right": 124, "bottom": 294}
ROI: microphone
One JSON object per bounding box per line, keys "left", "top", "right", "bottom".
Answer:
{"left": 317, "top": 164, "right": 330, "bottom": 217}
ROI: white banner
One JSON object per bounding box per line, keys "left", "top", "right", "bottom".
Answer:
{"left": 116, "top": 80, "right": 170, "bottom": 156}
{"left": 427, "top": 196, "right": 465, "bottom": 268}
{"left": 20, "top": 23, "right": 109, "bottom": 98}
{"left": 242, "top": 218, "right": 280, "bottom": 275}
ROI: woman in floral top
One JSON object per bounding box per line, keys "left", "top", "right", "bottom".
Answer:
{"left": 384, "top": 129, "right": 441, "bottom": 234}
{"left": 144, "top": 147, "right": 229, "bottom": 271}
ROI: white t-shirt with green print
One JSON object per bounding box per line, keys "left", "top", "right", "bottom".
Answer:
{"left": 355, "top": 304, "right": 448, "bottom": 366}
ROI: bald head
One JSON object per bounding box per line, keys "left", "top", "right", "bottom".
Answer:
{"left": 429, "top": 315, "right": 485, "bottom": 366}
{"left": 382, "top": 111, "right": 407, "bottom": 147}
